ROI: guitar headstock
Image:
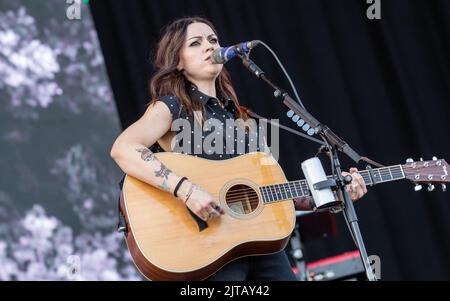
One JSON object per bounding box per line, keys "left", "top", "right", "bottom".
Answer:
{"left": 403, "top": 157, "right": 449, "bottom": 192}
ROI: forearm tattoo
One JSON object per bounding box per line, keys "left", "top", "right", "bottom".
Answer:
{"left": 158, "top": 180, "right": 171, "bottom": 192}
{"left": 154, "top": 165, "right": 172, "bottom": 179}
{"left": 136, "top": 148, "right": 172, "bottom": 189}
{"left": 136, "top": 148, "right": 155, "bottom": 161}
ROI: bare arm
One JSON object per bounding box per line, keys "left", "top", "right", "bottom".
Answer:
{"left": 110, "top": 101, "right": 188, "bottom": 195}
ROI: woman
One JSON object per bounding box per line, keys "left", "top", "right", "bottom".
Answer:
{"left": 110, "top": 16, "right": 367, "bottom": 281}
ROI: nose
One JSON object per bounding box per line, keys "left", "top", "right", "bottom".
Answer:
{"left": 204, "top": 44, "right": 214, "bottom": 53}
{"left": 204, "top": 39, "right": 216, "bottom": 52}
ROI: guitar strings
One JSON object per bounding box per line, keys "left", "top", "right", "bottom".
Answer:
{"left": 223, "top": 166, "right": 443, "bottom": 202}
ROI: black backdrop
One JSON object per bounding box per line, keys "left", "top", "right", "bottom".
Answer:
{"left": 90, "top": 0, "right": 450, "bottom": 280}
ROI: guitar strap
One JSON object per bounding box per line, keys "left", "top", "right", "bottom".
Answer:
{"left": 117, "top": 174, "right": 127, "bottom": 236}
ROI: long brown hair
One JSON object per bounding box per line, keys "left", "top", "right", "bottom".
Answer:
{"left": 149, "top": 16, "right": 248, "bottom": 121}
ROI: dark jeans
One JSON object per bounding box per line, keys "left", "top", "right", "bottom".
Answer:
{"left": 206, "top": 251, "right": 298, "bottom": 281}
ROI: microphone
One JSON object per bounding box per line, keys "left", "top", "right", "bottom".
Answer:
{"left": 211, "top": 40, "right": 260, "bottom": 64}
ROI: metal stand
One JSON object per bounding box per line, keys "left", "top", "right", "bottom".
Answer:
{"left": 239, "top": 55, "right": 377, "bottom": 281}
{"left": 290, "top": 223, "right": 308, "bottom": 281}
{"left": 328, "top": 147, "right": 377, "bottom": 281}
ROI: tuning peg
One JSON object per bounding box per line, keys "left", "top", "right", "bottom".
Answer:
{"left": 414, "top": 184, "right": 423, "bottom": 191}
{"left": 442, "top": 184, "right": 447, "bottom": 192}
{"left": 432, "top": 156, "right": 438, "bottom": 161}
{"left": 428, "top": 184, "right": 435, "bottom": 192}
{"left": 406, "top": 158, "right": 414, "bottom": 163}
{"left": 287, "top": 110, "right": 294, "bottom": 118}
{"left": 292, "top": 115, "right": 300, "bottom": 122}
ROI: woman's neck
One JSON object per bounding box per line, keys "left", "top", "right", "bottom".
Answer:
{"left": 191, "top": 80, "right": 217, "bottom": 98}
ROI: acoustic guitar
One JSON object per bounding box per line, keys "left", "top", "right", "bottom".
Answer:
{"left": 119, "top": 152, "right": 448, "bottom": 280}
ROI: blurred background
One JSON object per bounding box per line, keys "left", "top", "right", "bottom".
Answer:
{"left": 0, "top": 0, "right": 139, "bottom": 280}
{"left": 0, "top": 0, "right": 449, "bottom": 280}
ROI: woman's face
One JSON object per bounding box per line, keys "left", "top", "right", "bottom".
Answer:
{"left": 177, "top": 22, "right": 223, "bottom": 83}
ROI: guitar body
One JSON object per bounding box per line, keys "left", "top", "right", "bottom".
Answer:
{"left": 120, "top": 152, "right": 295, "bottom": 280}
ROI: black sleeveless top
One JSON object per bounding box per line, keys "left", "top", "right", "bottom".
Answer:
{"left": 150, "top": 83, "right": 261, "bottom": 160}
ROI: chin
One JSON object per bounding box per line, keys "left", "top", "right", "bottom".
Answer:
{"left": 205, "top": 65, "right": 222, "bottom": 77}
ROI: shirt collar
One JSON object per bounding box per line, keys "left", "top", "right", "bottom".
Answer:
{"left": 187, "top": 83, "right": 231, "bottom": 108}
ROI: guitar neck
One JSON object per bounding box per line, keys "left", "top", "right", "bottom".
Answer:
{"left": 259, "top": 164, "right": 405, "bottom": 204}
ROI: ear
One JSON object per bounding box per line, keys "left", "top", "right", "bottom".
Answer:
{"left": 177, "top": 61, "right": 184, "bottom": 72}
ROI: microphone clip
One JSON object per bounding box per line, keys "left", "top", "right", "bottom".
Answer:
{"left": 316, "top": 145, "right": 331, "bottom": 156}
{"left": 240, "top": 55, "right": 265, "bottom": 78}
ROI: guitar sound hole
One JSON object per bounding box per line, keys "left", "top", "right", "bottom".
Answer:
{"left": 225, "top": 184, "right": 259, "bottom": 215}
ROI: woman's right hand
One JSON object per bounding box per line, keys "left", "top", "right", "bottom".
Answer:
{"left": 179, "top": 182, "right": 225, "bottom": 222}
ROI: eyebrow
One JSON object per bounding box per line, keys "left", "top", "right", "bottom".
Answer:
{"left": 187, "top": 34, "right": 217, "bottom": 41}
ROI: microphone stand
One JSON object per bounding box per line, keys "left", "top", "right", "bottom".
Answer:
{"left": 239, "top": 55, "right": 377, "bottom": 281}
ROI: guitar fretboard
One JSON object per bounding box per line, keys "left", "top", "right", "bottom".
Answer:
{"left": 259, "top": 165, "right": 405, "bottom": 204}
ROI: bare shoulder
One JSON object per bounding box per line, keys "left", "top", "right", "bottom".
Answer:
{"left": 142, "top": 100, "right": 172, "bottom": 121}
{"left": 115, "top": 101, "right": 173, "bottom": 147}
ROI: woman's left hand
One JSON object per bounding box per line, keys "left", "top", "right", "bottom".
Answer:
{"left": 342, "top": 167, "right": 368, "bottom": 201}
